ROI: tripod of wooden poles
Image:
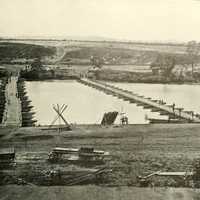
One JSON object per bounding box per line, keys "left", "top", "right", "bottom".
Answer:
{"left": 49, "top": 104, "right": 71, "bottom": 132}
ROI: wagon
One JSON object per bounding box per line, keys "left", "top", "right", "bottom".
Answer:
{"left": 48, "top": 147, "right": 110, "bottom": 165}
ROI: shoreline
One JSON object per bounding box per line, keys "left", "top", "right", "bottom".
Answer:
{"left": 13, "top": 77, "right": 200, "bottom": 85}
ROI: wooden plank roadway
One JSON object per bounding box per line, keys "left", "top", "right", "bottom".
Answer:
{"left": 79, "top": 78, "right": 200, "bottom": 123}
{"left": 2, "top": 76, "right": 22, "bottom": 127}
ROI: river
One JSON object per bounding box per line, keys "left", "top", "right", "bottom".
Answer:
{"left": 26, "top": 80, "right": 198, "bottom": 125}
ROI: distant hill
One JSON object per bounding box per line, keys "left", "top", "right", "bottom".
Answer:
{"left": 0, "top": 35, "right": 116, "bottom": 42}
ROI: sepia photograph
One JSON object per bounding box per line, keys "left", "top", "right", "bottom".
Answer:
{"left": 1, "top": 0, "right": 200, "bottom": 199}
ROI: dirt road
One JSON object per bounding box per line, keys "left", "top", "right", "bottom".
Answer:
{"left": 0, "top": 186, "right": 200, "bottom": 200}
{"left": 2, "top": 76, "right": 21, "bottom": 127}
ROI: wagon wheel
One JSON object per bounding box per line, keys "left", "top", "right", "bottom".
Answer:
{"left": 49, "top": 152, "right": 61, "bottom": 161}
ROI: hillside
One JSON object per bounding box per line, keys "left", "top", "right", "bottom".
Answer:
{"left": 0, "top": 42, "right": 56, "bottom": 63}
{"left": 0, "top": 40, "right": 195, "bottom": 67}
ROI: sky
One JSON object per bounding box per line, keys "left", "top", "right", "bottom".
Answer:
{"left": 0, "top": 0, "right": 200, "bottom": 42}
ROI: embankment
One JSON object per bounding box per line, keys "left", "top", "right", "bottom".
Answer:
{"left": 94, "top": 69, "right": 192, "bottom": 84}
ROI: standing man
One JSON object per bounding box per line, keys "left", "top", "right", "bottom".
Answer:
{"left": 172, "top": 103, "right": 175, "bottom": 113}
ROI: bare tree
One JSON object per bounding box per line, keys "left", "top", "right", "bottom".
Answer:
{"left": 186, "top": 41, "right": 200, "bottom": 76}
{"left": 90, "top": 56, "right": 104, "bottom": 68}
{"left": 150, "top": 54, "right": 176, "bottom": 80}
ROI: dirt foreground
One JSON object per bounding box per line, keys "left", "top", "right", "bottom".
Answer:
{"left": 1, "top": 185, "right": 200, "bottom": 200}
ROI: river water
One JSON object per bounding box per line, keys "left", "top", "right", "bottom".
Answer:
{"left": 26, "top": 80, "right": 199, "bottom": 125}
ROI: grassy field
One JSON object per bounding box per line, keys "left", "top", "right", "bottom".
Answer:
{"left": 1, "top": 124, "right": 200, "bottom": 186}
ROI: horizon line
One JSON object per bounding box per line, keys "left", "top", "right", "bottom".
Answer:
{"left": 0, "top": 36, "right": 190, "bottom": 45}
